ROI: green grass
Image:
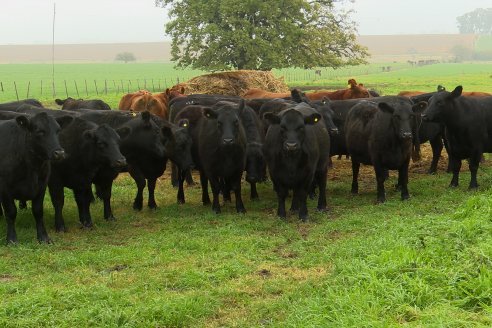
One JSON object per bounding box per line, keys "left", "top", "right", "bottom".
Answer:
{"left": 2, "top": 63, "right": 492, "bottom": 326}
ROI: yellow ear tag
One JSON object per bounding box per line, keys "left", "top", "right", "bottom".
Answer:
{"left": 183, "top": 123, "right": 188, "bottom": 127}
{"left": 131, "top": 112, "right": 137, "bottom": 117}
{"left": 347, "top": 85, "right": 351, "bottom": 88}
{"left": 314, "top": 118, "right": 318, "bottom": 122}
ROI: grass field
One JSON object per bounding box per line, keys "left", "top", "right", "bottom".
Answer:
{"left": 2, "top": 63, "right": 492, "bottom": 326}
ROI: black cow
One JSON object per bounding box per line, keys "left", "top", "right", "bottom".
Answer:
{"left": 263, "top": 105, "right": 328, "bottom": 221}
{"left": 169, "top": 94, "right": 241, "bottom": 122}
{"left": 422, "top": 86, "right": 492, "bottom": 189}
{"left": 0, "top": 112, "right": 69, "bottom": 243}
{"left": 48, "top": 117, "right": 128, "bottom": 231}
{"left": 0, "top": 99, "right": 44, "bottom": 110}
{"left": 192, "top": 101, "right": 247, "bottom": 213}
{"left": 55, "top": 97, "right": 111, "bottom": 111}
{"left": 345, "top": 97, "right": 426, "bottom": 203}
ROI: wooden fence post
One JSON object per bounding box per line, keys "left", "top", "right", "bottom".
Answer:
{"left": 94, "top": 80, "right": 99, "bottom": 95}
{"left": 85, "top": 79, "right": 88, "bottom": 97}
{"left": 14, "top": 81, "right": 19, "bottom": 101}
{"left": 74, "top": 81, "right": 80, "bottom": 98}
{"left": 64, "top": 80, "right": 68, "bottom": 98}
{"left": 26, "top": 81, "right": 31, "bottom": 99}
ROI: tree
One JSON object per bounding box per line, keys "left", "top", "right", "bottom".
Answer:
{"left": 115, "top": 52, "right": 136, "bottom": 63}
{"left": 457, "top": 8, "right": 492, "bottom": 34}
{"left": 155, "top": 0, "right": 368, "bottom": 71}
{"left": 450, "top": 45, "right": 473, "bottom": 62}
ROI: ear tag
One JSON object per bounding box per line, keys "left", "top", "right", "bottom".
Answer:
{"left": 132, "top": 112, "right": 137, "bottom": 117}
{"left": 314, "top": 117, "right": 319, "bottom": 122}
{"left": 347, "top": 85, "right": 351, "bottom": 88}
{"left": 183, "top": 123, "right": 188, "bottom": 127}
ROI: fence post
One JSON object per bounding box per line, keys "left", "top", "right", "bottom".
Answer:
{"left": 64, "top": 80, "right": 68, "bottom": 98}
{"left": 158, "top": 79, "right": 161, "bottom": 91}
{"left": 112, "top": 80, "right": 116, "bottom": 94}
{"left": 74, "top": 81, "right": 80, "bottom": 98}
{"left": 14, "top": 81, "right": 19, "bottom": 101}
{"left": 137, "top": 79, "right": 140, "bottom": 90}
{"left": 40, "top": 80, "right": 43, "bottom": 97}
{"left": 144, "top": 79, "right": 147, "bottom": 90}
{"left": 94, "top": 80, "right": 99, "bottom": 95}
{"left": 104, "top": 80, "right": 107, "bottom": 95}
{"left": 26, "top": 81, "right": 31, "bottom": 99}
{"left": 85, "top": 79, "right": 88, "bottom": 97}
{"left": 151, "top": 79, "right": 155, "bottom": 92}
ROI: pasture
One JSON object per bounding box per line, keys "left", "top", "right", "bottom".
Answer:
{"left": 2, "top": 63, "right": 492, "bottom": 326}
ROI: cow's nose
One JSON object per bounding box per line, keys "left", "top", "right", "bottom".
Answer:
{"left": 330, "top": 128, "right": 339, "bottom": 135}
{"left": 52, "top": 149, "right": 66, "bottom": 161}
{"left": 114, "top": 157, "right": 127, "bottom": 168}
{"left": 421, "top": 114, "right": 428, "bottom": 121}
{"left": 402, "top": 132, "right": 413, "bottom": 139}
{"left": 223, "top": 138, "right": 233, "bottom": 145}
{"left": 284, "top": 142, "right": 299, "bottom": 151}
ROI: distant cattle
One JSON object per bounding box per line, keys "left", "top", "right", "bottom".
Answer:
{"left": 263, "top": 104, "right": 330, "bottom": 220}
{"left": 242, "top": 88, "right": 291, "bottom": 99}
{"left": 118, "top": 90, "right": 168, "bottom": 119}
{"left": 0, "top": 112, "right": 69, "bottom": 243}
{"left": 0, "top": 99, "right": 44, "bottom": 111}
{"left": 55, "top": 97, "right": 111, "bottom": 111}
{"left": 304, "top": 79, "right": 372, "bottom": 101}
{"left": 422, "top": 86, "right": 492, "bottom": 189}
{"left": 345, "top": 97, "right": 426, "bottom": 203}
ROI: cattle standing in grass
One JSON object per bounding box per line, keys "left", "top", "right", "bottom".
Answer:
{"left": 198, "top": 101, "right": 248, "bottom": 213}
{"left": 48, "top": 118, "right": 128, "bottom": 230}
{"left": 263, "top": 105, "right": 328, "bottom": 221}
{"left": 55, "top": 97, "right": 111, "bottom": 111}
{"left": 0, "top": 112, "right": 68, "bottom": 243}
{"left": 345, "top": 97, "right": 426, "bottom": 203}
{"left": 118, "top": 90, "right": 168, "bottom": 119}
{"left": 422, "top": 86, "right": 492, "bottom": 189}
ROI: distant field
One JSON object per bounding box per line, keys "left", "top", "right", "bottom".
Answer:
{"left": 2, "top": 62, "right": 492, "bottom": 107}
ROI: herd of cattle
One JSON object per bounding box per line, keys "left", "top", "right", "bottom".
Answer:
{"left": 0, "top": 78, "right": 491, "bottom": 244}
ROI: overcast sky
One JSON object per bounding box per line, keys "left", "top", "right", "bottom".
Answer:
{"left": 0, "top": 0, "right": 491, "bottom": 45}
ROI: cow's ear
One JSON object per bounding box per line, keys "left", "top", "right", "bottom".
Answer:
{"left": 291, "top": 89, "right": 303, "bottom": 103}
{"left": 178, "top": 118, "right": 189, "bottom": 129}
{"left": 412, "top": 101, "right": 427, "bottom": 113}
{"left": 56, "top": 115, "right": 74, "bottom": 129}
{"left": 180, "top": 87, "right": 185, "bottom": 94}
{"left": 161, "top": 126, "right": 174, "bottom": 141}
{"left": 321, "top": 96, "right": 330, "bottom": 105}
{"left": 203, "top": 107, "right": 218, "bottom": 119}
{"left": 117, "top": 126, "right": 131, "bottom": 140}
{"left": 263, "top": 112, "right": 280, "bottom": 125}
{"left": 15, "top": 115, "right": 30, "bottom": 129}
{"left": 141, "top": 110, "right": 151, "bottom": 122}
{"left": 238, "top": 99, "right": 245, "bottom": 115}
{"left": 437, "top": 85, "right": 446, "bottom": 92}
{"left": 449, "top": 86, "right": 463, "bottom": 99}
{"left": 304, "top": 113, "right": 321, "bottom": 125}
{"left": 165, "top": 88, "right": 170, "bottom": 95}
{"left": 55, "top": 98, "right": 64, "bottom": 105}
{"left": 378, "top": 102, "right": 395, "bottom": 114}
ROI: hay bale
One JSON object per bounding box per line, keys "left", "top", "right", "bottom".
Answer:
{"left": 172, "top": 70, "right": 289, "bottom": 97}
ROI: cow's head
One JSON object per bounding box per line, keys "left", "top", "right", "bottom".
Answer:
{"left": 245, "top": 141, "right": 266, "bottom": 183}
{"left": 264, "top": 108, "right": 321, "bottom": 153}
{"left": 378, "top": 100, "right": 426, "bottom": 141}
{"left": 19, "top": 112, "right": 67, "bottom": 161}
{"left": 421, "top": 86, "right": 462, "bottom": 122}
{"left": 203, "top": 100, "right": 245, "bottom": 147}
{"left": 312, "top": 97, "right": 339, "bottom": 136}
{"left": 162, "top": 119, "right": 194, "bottom": 171}
{"left": 84, "top": 123, "right": 128, "bottom": 168}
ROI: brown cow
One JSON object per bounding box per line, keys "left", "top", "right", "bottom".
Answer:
{"left": 118, "top": 90, "right": 169, "bottom": 119}
{"left": 304, "top": 79, "right": 372, "bottom": 100}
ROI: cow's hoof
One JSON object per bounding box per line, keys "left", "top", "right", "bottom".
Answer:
{"left": 38, "top": 237, "right": 52, "bottom": 244}
{"left": 401, "top": 195, "right": 410, "bottom": 201}
{"left": 55, "top": 226, "right": 67, "bottom": 233}
{"left": 237, "top": 208, "right": 247, "bottom": 214}
{"left": 105, "top": 215, "right": 116, "bottom": 221}
{"left": 148, "top": 204, "right": 158, "bottom": 210}
{"left": 133, "top": 203, "right": 143, "bottom": 211}
{"left": 317, "top": 206, "right": 329, "bottom": 212}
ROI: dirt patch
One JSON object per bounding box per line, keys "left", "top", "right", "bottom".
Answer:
{"left": 172, "top": 70, "right": 289, "bottom": 96}
{"left": 0, "top": 274, "right": 15, "bottom": 282}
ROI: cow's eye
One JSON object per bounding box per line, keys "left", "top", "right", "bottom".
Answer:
{"left": 36, "top": 130, "right": 45, "bottom": 137}
{"left": 97, "top": 142, "right": 106, "bottom": 149}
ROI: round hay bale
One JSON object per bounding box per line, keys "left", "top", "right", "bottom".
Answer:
{"left": 172, "top": 70, "right": 289, "bottom": 97}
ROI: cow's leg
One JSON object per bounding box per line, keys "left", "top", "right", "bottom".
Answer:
{"left": 250, "top": 182, "right": 258, "bottom": 200}
{"left": 374, "top": 164, "right": 386, "bottom": 203}
{"left": 468, "top": 152, "right": 481, "bottom": 190}
{"left": 316, "top": 169, "right": 328, "bottom": 211}
{"left": 276, "top": 186, "right": 288, "bottom": 219}
{"left": 3, "top": 197, "right": 17, "bottom": 244}
{"left": 32, "top": 190, "right": 51, "bottom": 243}
{"left": 177, "top": 168, "right": 186, "bottom": 204}
{"left": 231, "top": 176, "right": 246, "bottom": 214}
{"left": 74, "top": 188, "right": 93, "bottom": 228}
{"left": 449, "top": 156, "right": 461, "bottom": 188}
{"left": 147, "top": 177, "right": 158, "bottom": 209}
{"left": 49, "top": 183, "right": 67, "bottom": 232}
{"left": 222, "top": 178, "right": 231, "bottom": 203}
{"left": 428, "top": 136, "right": 444, "bottom": 174}
{"left": 209, "top": 177, "right": 221, "bottom": 214}
{"left": 171, "top": 163, "right": 179, "bottom": 188}
{"left": 95, "top": 182, "right": 116, "bottom": 221}
{"left": 18, "top": 200, "right": 27, "bottom": 209}
{"left": 398, "top": 162, "right": 410, "bottom": 200}
{"left": 290, "top": 190, "right": 299, "bottom": 213}
{"left": 185, "top": 170, "right": 195, "bottom": 186}
{"left": 297, "top": 189, "right": 309, "bottom": 222}
{"left": 351, "top": 160, "right": 360, "bottom": 194}
{"left": 200, "top": 171, "right": 211, "bottom": 205}
{"left": 444, "top": 137, "right": 452, "bottom": 173}
{"left": 129, "top": 168, "right": 145, "bottom": 211}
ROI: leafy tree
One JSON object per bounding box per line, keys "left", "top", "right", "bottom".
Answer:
{"left": 156, "top": 0, "right": 368, "bottom": 70}
{"left": 457, "top": 8, "right": 492, "bottom": 34}
{"left": 115, "top": 52, "right": 136, "bottom": 63}
{"left": 450, "top": 45, "right": 473, "bottom": 62}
